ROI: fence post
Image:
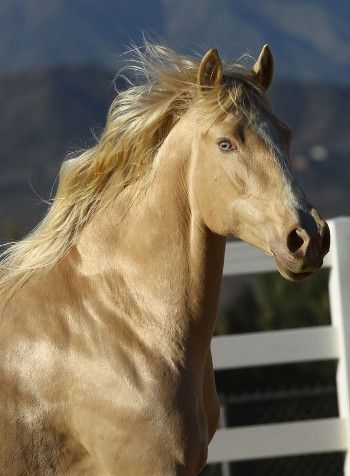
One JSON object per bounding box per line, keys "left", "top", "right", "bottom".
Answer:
{"left": 219, "top": 404, "right": 232, "bottom": 476}
{"left": 328, "top": 217, "right": 350, "bottom": 474}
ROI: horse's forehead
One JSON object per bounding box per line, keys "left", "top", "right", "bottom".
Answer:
{"left": 252, "top": 110, "right": 285, "bottom": 151}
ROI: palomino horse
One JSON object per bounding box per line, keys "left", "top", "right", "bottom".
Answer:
{"left": 0, "top": 43, "right": 329, "bottom": 475}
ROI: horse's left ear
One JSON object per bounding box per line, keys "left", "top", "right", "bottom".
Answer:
{"left": 252, "top": 44, "right": 274, "bottom": 91}
{"left": 197, "top": 48, "right": 222, "bottom": 89}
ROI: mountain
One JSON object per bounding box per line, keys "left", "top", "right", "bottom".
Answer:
{"left": 0, "top": 66, "right": 349, "bottom": 241}
{"left": 0, "top": 0, "right": 164, "bottom": 74}
{"left": 0, "top": 0, "right": 349, "bottom": 82}
{"left": 163, "top": 0, "right": 350, "bottom": 83}
{"left": 0, "top": 65, "right": 115, "bottom": 238}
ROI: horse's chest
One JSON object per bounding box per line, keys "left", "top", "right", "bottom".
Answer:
{"left": 69, "top": 357, "right": 208, "bottom": 474}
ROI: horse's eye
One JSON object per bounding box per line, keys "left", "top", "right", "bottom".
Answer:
{"left": 217, "top": 138, "right": 237, "bottom": 152}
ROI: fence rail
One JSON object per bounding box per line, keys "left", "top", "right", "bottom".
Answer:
{"left": 208, "top": 418, "right": 348, "bottom": 463}
{"left": 208, "top": 217, "right": 350, "bottom": 472}
{"left": 212, "top": 326, "right": 340, "bottom": 370}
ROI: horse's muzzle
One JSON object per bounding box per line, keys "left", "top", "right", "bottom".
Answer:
{"left": 270, "top": 208, "right": 330, "bottom": 281}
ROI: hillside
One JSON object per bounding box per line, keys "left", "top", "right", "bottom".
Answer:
{"left": 0, "top": 65, "right": 116, "bottom": 238}
{"left": 0, "top": 66, "right": 349, "bottom": 241}
{"left": 0, "top": 0, "right": 349, "bottom": 82}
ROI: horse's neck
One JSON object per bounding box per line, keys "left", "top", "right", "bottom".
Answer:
{"left": 75, "top": 123, "right": 226, "bottom": 370}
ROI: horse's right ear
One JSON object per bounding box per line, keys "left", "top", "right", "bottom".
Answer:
{"left": 197, "top": 48, "right": 222, "bottom": 89}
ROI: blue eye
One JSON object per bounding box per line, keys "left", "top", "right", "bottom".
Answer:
{"left": 217, "top": 138, "right": 237, "bottom": 152}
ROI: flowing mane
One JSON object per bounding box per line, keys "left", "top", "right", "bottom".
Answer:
{"left": 0, "top": 42, "right": 265, "bottom": 298}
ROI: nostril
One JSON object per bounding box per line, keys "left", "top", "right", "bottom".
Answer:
{"left": 321, "top": 225, "right": 330, "bottom": 254}
{"left": 287, "top": 228, "right": 304, "bottom": 253}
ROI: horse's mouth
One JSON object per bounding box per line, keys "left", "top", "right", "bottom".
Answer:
{"left": 273, "top": 255, "right": 321, "bottom": 282}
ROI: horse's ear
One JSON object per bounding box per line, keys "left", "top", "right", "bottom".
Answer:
{"left": 197, "top": 48, "right": 222, "bottom": 89}
{"left": 252, "top": 44, "right": 274, "bottom": 91}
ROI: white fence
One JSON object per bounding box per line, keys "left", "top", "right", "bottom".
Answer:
{"left": 208, "top": 217, "right": 350, "bottom": 473}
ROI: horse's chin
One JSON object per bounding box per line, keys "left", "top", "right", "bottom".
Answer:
{"left": 274, "top": 258, "right": 315, "bottom": 282}
{"left": 277, "top": 265, "right": 314, "bottom": 282}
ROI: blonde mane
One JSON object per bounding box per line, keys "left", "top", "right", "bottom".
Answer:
{"left": 0, "top": 42, "right": 264, "bottom": 298}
